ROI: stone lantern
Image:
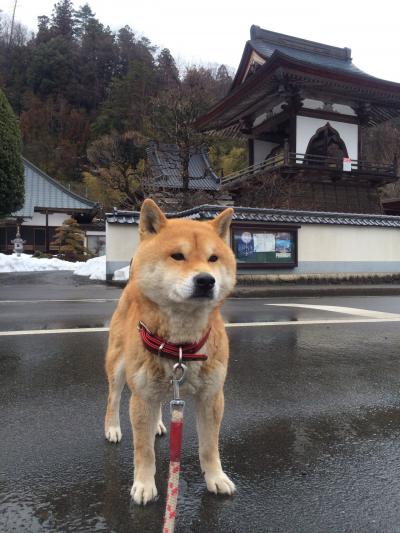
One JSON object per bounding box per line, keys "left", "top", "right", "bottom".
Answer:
{"left": 11, "top": 224, "right": 25, "bottom": 257}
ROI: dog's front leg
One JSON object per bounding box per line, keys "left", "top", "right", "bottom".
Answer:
{"left": 196, "top": 390, "right": 236, "bottom": 495}
{"left": 129, "top": 393, "right": 159, "bottom": 505}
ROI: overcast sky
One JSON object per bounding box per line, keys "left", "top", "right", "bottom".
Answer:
{"left": 3, "top": 0, "right": 400, "bottom": 82}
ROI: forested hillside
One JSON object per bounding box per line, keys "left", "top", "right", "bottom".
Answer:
{"left": 0, "top": 0, "right": 246, "bottom": 209}
{"left": 2, "top": 0, "right": 399, "bottom": 211}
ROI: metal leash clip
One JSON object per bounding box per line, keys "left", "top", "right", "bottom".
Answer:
{"left": 171, "top": 347, "right": 187, "bottom": 402}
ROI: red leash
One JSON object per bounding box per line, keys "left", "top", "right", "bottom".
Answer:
{"left": 163, "top": 363, "right": 187, "bottom": 533}
{"left": 138, "top": 321, "right": 208, "bottom": 532}
{"left": 163, "top": 399, "right": 184, "bottom": 533}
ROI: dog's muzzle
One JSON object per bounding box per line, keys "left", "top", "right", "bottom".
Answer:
{"left": 191, "top": 273, "right": 216, "bottom": 299}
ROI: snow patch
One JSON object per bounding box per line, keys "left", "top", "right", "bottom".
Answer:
{"left": 112, "top": 265, "right": 130, "bottom": 282}
{"left": 73, "top": 255, "right": 106, "bottom": 280}
{"left": 0, "top": 253, "right": 79, "bottom": 273}
{"left": 0, "top": 252, "right": 129, "bottom": 283}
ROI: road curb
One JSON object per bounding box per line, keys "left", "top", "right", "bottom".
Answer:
{"left": 106, "top": 278, "right": 400, "bottom": 297}
{"left": 232, "top": 284, "right": 400, "bottom": 297}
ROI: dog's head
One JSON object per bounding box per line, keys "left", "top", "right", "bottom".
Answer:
{"left": 132, "top": 199, "right": 236, "bottom": 308}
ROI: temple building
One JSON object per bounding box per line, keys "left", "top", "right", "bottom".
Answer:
{"left": 195, "top": 26, "right": 400, "bottom": 213}
{"left": 145, "top": 142, "right": 226, "bottom": 208}
{"left": 0, "top": 158, "right": 104, "bottom": 255}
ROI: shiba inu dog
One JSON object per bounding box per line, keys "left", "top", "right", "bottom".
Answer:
{"left": 104, "top": 199, "right": 237, "bottom": 505}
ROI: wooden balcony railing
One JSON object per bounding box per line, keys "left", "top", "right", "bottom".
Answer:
{"left": 221, "top": 151, "right": 397, "bottom": 188}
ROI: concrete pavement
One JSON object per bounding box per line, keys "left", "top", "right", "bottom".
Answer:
{"left": 2, "top": 272, "right": 400, "bottom": 531}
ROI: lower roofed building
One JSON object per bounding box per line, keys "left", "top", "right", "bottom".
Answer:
{"left": 194, "top": 26, "right": 400, "bottom": 214}
{"left": 0, "top": 158, "right": 104, "bottom": 255}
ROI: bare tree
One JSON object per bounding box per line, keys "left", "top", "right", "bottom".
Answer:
{"left": 149, "top": 66, "right": 228, "bottom": 209}
{"left": 87, "top": 130, "right": 148, "bottom": 209}
{"left": 364, "top": 121, "right": 400, "bottom": 199}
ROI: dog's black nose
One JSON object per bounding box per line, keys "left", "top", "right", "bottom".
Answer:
{"left": 194, "top": 273, "right": 216, "bottom": 290}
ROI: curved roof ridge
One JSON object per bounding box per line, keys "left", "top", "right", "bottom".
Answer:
{"left": 250, "top": 25, "right": 352, "bottom": 61}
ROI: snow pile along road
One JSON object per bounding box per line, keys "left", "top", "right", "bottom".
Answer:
{"left": 0, "top": 253, "right": 78, "bottom": 273}
{"left": 73, "top": 255, "right": 106, "bottom": 280}
{"left": 112, "top": 265, "right": 130, "bottom": 281}
{"left": 0, "top": 253, "right": 130, "bottom": 282}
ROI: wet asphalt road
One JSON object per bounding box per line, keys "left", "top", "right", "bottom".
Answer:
{"left": 2, "top": 273, "right": 400, "bottom": 532}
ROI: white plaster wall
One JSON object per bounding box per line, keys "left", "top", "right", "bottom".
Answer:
{"left": 23, "top": 212, "right": 70, "bottom": 226}
{"left": 253, "top": 140, "right": 279, "bottom": 164}
{"left": 296, "top": 116, "right": 358, "bottom": 160}
{"left": 272, "top": 103, "right": 284, "bottom": 114}
{"left": 253, "top": 113, "right": 267, "bottom": 127}
{"left": 253, "top": 104, "right": 284, "bottom": 128}
{"left": 106, "top": 221, "right": 400, "bottom": 277}
{"left": 302, "top": 100, "right": 356, "bottom": 116}
{"left": 106, "top": 223, "right": 139, "bottom": 262}
{"left": 298, "top": 225, "right": 400, "bottom": 262}
{"left": 332, "top": 104, "right": 356, "bottom": 116}
{"left": 303, "top": 99, "right": 324, "bottom": 110}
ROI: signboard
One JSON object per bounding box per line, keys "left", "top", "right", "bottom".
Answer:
{"left": 343, "top": 157, "right": 352, "bottom": 172}
{"left": 232, "top": 227, "right": 298, "bottom": 268}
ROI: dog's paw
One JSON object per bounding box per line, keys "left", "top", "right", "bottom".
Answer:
{"left": 205, "top": 471, "right": 236, "bottom": 495}
{"left": 156, "top": 420, "right": 167, "bottom": 436}
{"left": 105, "top": 425, "right": 122, "bottom": 443}
{"left": 130, "top": 479, "right": 158, "bottom": 505}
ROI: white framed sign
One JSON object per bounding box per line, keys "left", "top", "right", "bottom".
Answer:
{"left": 343, "top": 157, "right": 352, "bottom": 172}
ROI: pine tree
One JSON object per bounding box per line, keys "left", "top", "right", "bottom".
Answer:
{"left": 51, "top": 217, "right": 90, "bottom": 261}
{"left": 0, "top": 88, "right": 24, "bottom": 217}
{"left": 156, "top": 48, "right": 179, "bottom": 89}
{"left": 51, "top": 0, "right": 75, "bottom": 39}
{"left": 73, "top": 3, "right": 96, "bottom": 39}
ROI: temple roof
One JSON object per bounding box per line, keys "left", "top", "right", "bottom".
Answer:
{"left": 13, "top": 158, "right": 97, "bottom": 218}
{"left": 231, "top": 26, "right": 368, "bottom": 89}
{"left": 195, "top": 26, "right": 400, "bottom": 132}
{"left": 146, "top": 143, "right": 220, "bottom": 191}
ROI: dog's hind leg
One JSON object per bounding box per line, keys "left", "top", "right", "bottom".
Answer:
{"left": 155, "top": 403, "right": 167, "bottom": 436}
{"left": 105, "top": 355, "right": 126, "bottom": 443}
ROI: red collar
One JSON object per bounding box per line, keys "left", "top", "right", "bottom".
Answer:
{"left": 138, "top": 321, "right": 210, "bottom": 362}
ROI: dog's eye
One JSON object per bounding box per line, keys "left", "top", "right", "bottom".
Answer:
{"left": 208, "top": 255, "right": 218, "bottom": 262}
{"left": 171, "top": 253, "right": 185, "bottom": 261}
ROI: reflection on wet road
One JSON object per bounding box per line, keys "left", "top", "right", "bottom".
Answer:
{"left": 2, "top": 273, "right": 400, "bottom": 531}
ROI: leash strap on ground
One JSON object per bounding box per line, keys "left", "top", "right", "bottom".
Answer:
{"left": 163, "top": 399, "right": 184, "bottom": 533}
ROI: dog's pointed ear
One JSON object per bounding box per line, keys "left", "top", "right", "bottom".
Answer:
{"left": 139, "top": 199, "right": 167, "bottom": 240}
{"left": 210, "top": 208, "right": 234, "bottom": 239}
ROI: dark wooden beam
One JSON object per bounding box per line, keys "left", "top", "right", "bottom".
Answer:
{"left": 251, "top": 110, "right": 290, "bottom": 137}
{"left": 248, "top": 139, "right": 254, "bottom": 166}
{"left": 258, "top": 132, "right": 286, "bottom": 143}
{"left": 298, "top": 107, "right": 359, "bottom": 124}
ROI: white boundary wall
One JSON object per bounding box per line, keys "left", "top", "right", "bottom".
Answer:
{"left": 106, "top": 220, "right": 400, "bottom": 279}
{"left": 294, "top": 224, "right": 400, "bottom": 274}
{"left": 106, "top": 223, "right": 139, "bottom": 280}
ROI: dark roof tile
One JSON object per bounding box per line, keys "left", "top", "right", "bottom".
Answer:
{"left": 248, "top": 26, "right": 368, "bottom": 78}
{"left": 106, "top": 204, "right": 400, "bottom": 228}
{"left": 14, "top": 158, "right": 96, "bottom": 218}
{"left": 146, "top": 143, "right": 220, "bottom": 191}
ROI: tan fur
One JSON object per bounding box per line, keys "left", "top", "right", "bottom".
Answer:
{"left": 104, "top": 199, "right": 237, "bottom": 505}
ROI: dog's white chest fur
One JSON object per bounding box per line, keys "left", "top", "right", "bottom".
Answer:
{"left": 133, "top": 348, "right": 225, "bottom": 401}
